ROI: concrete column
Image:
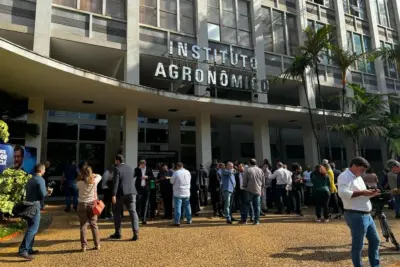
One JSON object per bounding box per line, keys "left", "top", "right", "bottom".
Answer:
{"left": 250, "top": 0, "right": 268, "bottom": 103}
{"left": 365, "top": 0, "right": 388, "bottom": 96}
{"left": 380, "top": 138, "right": 389, "bottom": 165}
{"left": 40, "top": 111, "right": 48, "bottom": 162}
{"left": 195, "top": 113, "right": 212, "bottom": 169}
{"left": 296, "top": 0, "right": 308, "bottom": 45}
{"left": 105, "top": 115, "right": 122, "bottom": 167}
{"left": 194, "top": 0, "right": 209, "bottom": 96}
{"left": 33, "top": 0, "right": 52, "bottom": 56}
{"left": 253, "top": 119, "right": 271, "bottom": 164}
{"left": 125, "top": 0, "right": 140, "bottom": 84}
{"left": 123, "top": 107, "right": 138, "bottom": 168}
{"left": 25, "top": 98, "right": 44, "bottom": 163}
{"left": 302, "top": 124, "right": 319, "bottom": 166}
{"left": 168, "top": 119, "right": 181, "bottom": 161}
{"left": 299, "top": 82, "right": 316, "bottom": 109}
{"left": 344, "top": 137, "right": 356, "bottom": 161}
{"left": 218, "top": 123, "right": 231, "bottom": 161}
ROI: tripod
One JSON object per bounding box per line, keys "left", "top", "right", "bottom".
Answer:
{"left": 372, "top": 194, "right": 400, "bottom": 251}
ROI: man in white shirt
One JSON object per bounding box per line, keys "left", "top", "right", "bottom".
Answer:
{"left": 338, "top": 157, "right": 380, "bottom": 267}
{"left": 269, "top": 162, "right": 291, "bottom": 214}
{"left": 170, "top": 162, "right": 192, "bottom": 226}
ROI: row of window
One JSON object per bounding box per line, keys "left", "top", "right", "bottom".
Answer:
{"left": 381, "top": 41, "right": 398, "bottom": 79}
{"left": 346, "top": 31, "right": 375, "bottom": 74}
{"left": 373, "top": 0, "right": 396, "bottom": 28}
{"left": 53, "top": 0, "right": 126, "bottom": 19}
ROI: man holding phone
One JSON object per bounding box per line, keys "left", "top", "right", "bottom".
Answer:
{"left": 338, "top": 157, "right": 381, "bottom": 267}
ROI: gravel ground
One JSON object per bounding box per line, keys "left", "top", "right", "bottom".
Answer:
{"left": 0, "top": 206, "right": 399, "bottom": 267}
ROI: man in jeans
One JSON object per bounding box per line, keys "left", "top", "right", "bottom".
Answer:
{"left": 170, "top": 162, "right": 192, "bottom": 226}
{"left": 61, "top": 160, "right": 78, "bottom": 212}
{"left": 241, "top": 159, "right": 264, "bottom": 225}
{"left": 18, "top": 164, "right": 50, "bottom": 261}
{"left": 338, "top": 157, "right": 382, "bottom": 267}
{"left": 221, "top": 162, "right": 236, "bottom": 224}
{"left": 385, "top": 161, "right": 400, "bottom": 219}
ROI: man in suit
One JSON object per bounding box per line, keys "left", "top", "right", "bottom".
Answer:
{"left": 110, "top": 154, "right": 139, "bottom": 241}
{"left": 134, "top": 159, "right": 154, "bottom": 224}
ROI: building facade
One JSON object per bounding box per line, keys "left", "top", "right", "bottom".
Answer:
{"left": 0, "top": 0, "right": 399, "bottom": 175}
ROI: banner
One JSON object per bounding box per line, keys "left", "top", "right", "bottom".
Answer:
{"left": 0, "top": 144, "right": 37, "bottom": 174}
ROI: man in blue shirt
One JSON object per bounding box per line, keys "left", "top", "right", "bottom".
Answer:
{"left": 221, "top": 162, "right": 236, "bottom": 224}
{"left": 61, "top": 160, "right": 78, "bottom": 212}
{"left": 18, "top": 163, "right": 49, "bottom": 261}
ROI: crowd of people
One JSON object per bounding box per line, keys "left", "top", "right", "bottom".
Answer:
{"left": 16, "top": 154, "right": 400, "bottom": 267}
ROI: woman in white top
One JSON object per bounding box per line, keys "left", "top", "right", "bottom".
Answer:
{"left": 77, "top": 165, "right": 102, "bottom": 251}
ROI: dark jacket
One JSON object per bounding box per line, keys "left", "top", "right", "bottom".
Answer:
{"left": 134, "top": 166, "right": 154, "bottom": 194}
{"left": 25, "top": 175, "right": 47, "bottom": 202}
{"left": 234, "top": 171, "right": 245, "bottom": 197}
{"left": 157, "top": 170, "right": 173, "bottom": 192}
{"left": 197, "top": 168, "right": 209, "bottom": 187}
{"left": 208, "top": 167, "right": 221, "bottom": 192}
{"left": 112, "top": 163, "right": 137, "bottom": 197}
{"left": 12, "top": 201, "right": 38, "bottom": 219}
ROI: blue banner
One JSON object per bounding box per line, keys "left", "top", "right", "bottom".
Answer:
{"left": 0, "top": 144, "right": 37, "bottom": 174}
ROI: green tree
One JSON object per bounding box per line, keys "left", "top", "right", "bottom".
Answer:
{"left": 329, "top": 84, "right": 388, "bottom": 156}
{"left": 371, "top": 44, "right": 400, "bottom": 71}
{"left": 302, "top": 25, "right": 334, "bottom": 160}
{"left": 280, "top": 53, "right": 321, "bottom": 163}
{"left": 381, "top": 112, "right": 400, "bottom": 160}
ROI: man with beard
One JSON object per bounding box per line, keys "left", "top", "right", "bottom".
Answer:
{"left": 134, "top": 159, "right": 154, "bottom": 225}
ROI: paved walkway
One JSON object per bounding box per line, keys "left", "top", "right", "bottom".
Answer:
{"left": 0, "top": 206, "right": 399, "bottom": 267}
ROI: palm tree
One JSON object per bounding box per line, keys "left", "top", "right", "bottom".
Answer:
{"left": 372, "top": 44, "right": 400, "bottom": 71}
{"left": 279, "top": 53, "right": 321, "bottom": 163}
{"left": 329, "top": 84, "right": 388, "bottom": 156}
{"left": 302, "top": 25, "right": 334, "bottom": 160}
{"left": 329, "top": 46, "right": 369, "bottom": 165}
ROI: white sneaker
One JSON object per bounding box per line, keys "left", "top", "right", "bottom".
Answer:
{"left": 315, "top": 218, "right": 321, "bottom": 223}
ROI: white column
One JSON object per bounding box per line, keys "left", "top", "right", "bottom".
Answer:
{"left": 253, "top": 119, "right": 271, "bottom": 164}
{"left": 105, "top": 115, "right": 122, "bottom": 167}
{"left": 194, "top": 0, "right": 209, "bottom": 96}
{"left": 25, "top": 98, "right": 44, "bottom": 163}
{"left": 296, "top": 0, "right": 308, "bottom": 45}
{"left": 299, "top": 82, "right": 316, "bottom": 109}
{"left": 123, "top": 107, "right": 138, "bottom": 168}
{"left": 195, "top": 113, "right": 212, "bottom": 169}
{"left": 251, "top": 0, "right": 268, "bottom": 103}
{"left": 365, "top": 0, "right": 388, "bottom": 96}
{"left": 218, "top": 123, "right": 231, "bottom": 161}
{"left": 125, "top": 0, "right": 140, "bottom": 84}
{"left": 302, "top": 124, "right": 319, "bottom": 166}
{"left": 168, "top": 119, "right": 181, "bottom": 161}
{"left": 33, "top": 0, "right": 52, "bottom": 56}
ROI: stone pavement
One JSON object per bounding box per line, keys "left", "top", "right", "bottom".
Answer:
{"left": 0, "top": 206, "right": 399, "bottom": 267}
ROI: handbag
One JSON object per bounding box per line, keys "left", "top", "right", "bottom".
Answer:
{"left": 92, "top": 181, "right": 105, "bottom": 216}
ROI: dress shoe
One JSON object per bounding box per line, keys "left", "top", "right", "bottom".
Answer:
{"left": 28, "top": 250, "right": 39, "bottom": 255}
{"left": 18, "top": 253, "right": 34, "bottom": 261}
{"left": 109, "top": 233, "right": 121, "bottom": 239}
{"left": 132, "top": 234, "right": 139, "bottom": 241}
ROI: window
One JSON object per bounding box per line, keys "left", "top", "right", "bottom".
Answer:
{"left": 79, "top": 125, "right": 106, "bottom": 141}
{"left": 374, "top": 0, "right": 396, "bottom": 28}
{"left": 146, "top": 128, "right": 168, "bottom": 143}
{"left": 47, "top": 123, "right": 78, "bottom": 140}
{"left": 241, "top": 143, "right": 255, "bottom": 158}
{"left": 285, "top": 145, "right": 305, "bottom": 159}
{"left": 262, "top": 7, "right": 298, "bottom": 56}
{"left": 140, "top": 0, "right": 194, "bottom": 34}
{"left": 381, "top": 41, "right": 398, "bottom": 79}
{"left": 343, "top": 0, "right": 367, "bottom": 20}
{"left": 207, "top": 0, "right": 252, "bottom": 47}
{"left": 347, "top": 31, "right": 374, "bottom": 74}
{"left": 181, "top": 130, "right": 195, "bottom": 144}
{"left": 53, "top": 0, "right": 126, "bottom": 19}
{"left": 312, "top": 0, "right": 334, "bottom": 8}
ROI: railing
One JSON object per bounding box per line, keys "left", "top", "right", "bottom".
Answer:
{"left": 52, "top": 0, "right": 125, "bottom": 20}
{"left": 305, "top": 1, "right": 336, "bottom": 24}
{"left": 0, "top": 0, "right": 36, "bottom": 31}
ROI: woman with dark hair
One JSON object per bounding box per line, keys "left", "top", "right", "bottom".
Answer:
{"left": 311, "top": 165, "right": 331, "bottom": 222}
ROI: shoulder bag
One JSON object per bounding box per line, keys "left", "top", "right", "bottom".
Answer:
{"left": 92, "top": 179, "right": 105, "bottom": 216}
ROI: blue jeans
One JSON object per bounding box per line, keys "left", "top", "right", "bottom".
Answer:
{"left": 19, "top": 205, "right": 41, "bottom": 254}
{"left": 223, "top": 191, "right": 233, "bottom": 221}
{"left": 241, "top": 192, "right": 261, "bottom": 223}
{"left": 393, "top": 195, "right": 400, "bottom": 216}
{"left": 239, "top": 193, "right": 253, "bottom": 219}
{"left": 65, "top": 183, "right": 78, "bottom": 210}
{"left": 344, "top": 212, "right": 380, "bottom": 267}
{"left": 174, "top": 196, "right": 191, "bottom": 224}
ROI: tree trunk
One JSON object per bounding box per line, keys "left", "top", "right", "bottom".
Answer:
{"left": 315, "top": 66, "right": 332, "bottom": 160}
{"left": 354, "top": 136, "right": 360, "bottom": 157}
{"left": 302, "top": 73, "right": 321, "bottom": 163}
{"left": 340, "top": 72, "right": 346, "bottom": 167}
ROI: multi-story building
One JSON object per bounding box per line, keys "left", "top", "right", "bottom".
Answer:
{"left": 0, "top": 0, "right": 398, "bottom": 175}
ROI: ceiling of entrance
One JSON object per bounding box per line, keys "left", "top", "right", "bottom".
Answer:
{"left": 0, "top": 38, "right": 341, "bottom": 127}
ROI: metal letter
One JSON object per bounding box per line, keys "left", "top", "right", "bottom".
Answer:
{"left": 208, "top": 70, "right": 216, "bottom": 85}
{"left": 231, "top": 74, "right": 243, "bottom": 88}
{"left": 220, "top": 50, "right": 228, "bottom": 64}
{"left": 192, "top": 45, "right": 200, "bottom": 60}
{"left": 240, "top": 55, "right": 248, "bottom": 68}
{"left": 154, "top": 62, "right": 167, "bottom": 78}
{"left": 195, "top": 69, "right": 204, "bottom": 83}
{"left": 250, "top": 57, "right": 257, "bottom": 69}
{"left": 203, "top": 47, "right": 212, "bottom": 61}
{"left": 178, "top": 42, "right": 188, "bottom": 58}
{"left": 169, "top": 64, "right": 179, "bottom": 80}
{"left": 182, "top": 66, "right": 192, "bottom": 81}
{"left": 220, "top": 70, "right": 228, "bottom": 86}
{"left": 169, "top": 41, "right": 174, "bottom": 55}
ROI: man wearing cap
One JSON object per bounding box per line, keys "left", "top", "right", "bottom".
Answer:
{"left": 338, "top": 157, "right": 380, "bottom": 267}
{"left": 385, "top": 159, "right": 400, "bottom": 219}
